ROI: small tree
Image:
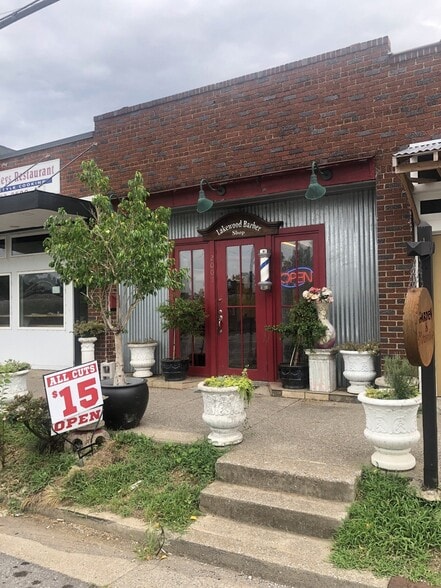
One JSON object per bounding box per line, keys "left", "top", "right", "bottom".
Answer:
{"left": 44, "top": 160, "right": 185, "bottom": 385}
{"left": 266, "top": 298, "right": 326, "bottom": 365}
{"left": 158, "top": 295, "right": 207, "bottom": 360}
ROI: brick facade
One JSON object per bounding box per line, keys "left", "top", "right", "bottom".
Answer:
{"left": 2, "top": 36, "right": 440, "bottom": 359}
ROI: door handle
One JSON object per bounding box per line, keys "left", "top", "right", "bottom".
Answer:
{"left": 218, "top": 308, "right": 223, "bottom": 334}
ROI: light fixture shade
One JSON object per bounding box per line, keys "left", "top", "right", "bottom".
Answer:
{"left": 197, "top": 189, "right": 214, "bottom": 213}
{"left": 305, "top": 172, "right": 327, "bottom": 200}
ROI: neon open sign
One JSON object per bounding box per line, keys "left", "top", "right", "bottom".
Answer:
{"left": 281, "top": 266, "right": 313, "bottom": 288}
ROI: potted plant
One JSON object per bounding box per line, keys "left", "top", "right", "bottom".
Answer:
{"left": 0, "top": 359, "right": 31, "bottom": 402}
{"left": 73, "top": 320, "right": 106, "bottom": 364}
{"left": 158, "top": 295, "right": 207, "bottom": 381}
{"left": 197, "top": 369, "right": 254, "bottom": 446}
{"left": 127, "top": 339, "right": 158, "bottom": 378}
{"left": 338, "top": 341, "right": 379, "bottom": 394}
{"left": 358, "top": 355, "right": 420, "bottom": 472}
{"left": 44, "top": 160, "right": 185, "bottom": 429}
{"left": 266, "top": 297, "right": 326, "bottom": 389}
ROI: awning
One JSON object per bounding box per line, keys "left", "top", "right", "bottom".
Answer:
{"left": 0, "top": 189, "right": 93, "bottom": 234}
{"left": 392, "top": 138, "right": 441, "bottom": 225}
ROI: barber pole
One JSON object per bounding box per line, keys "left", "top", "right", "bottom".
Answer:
{"left": 258, "top": 248, "right": 272, "bottom": 291}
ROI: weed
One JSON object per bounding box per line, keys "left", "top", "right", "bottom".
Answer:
{"left": 331, "top": 468, "right": 441, "bottom": 585}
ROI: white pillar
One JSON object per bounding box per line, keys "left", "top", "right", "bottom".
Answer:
{"left": 305, "top": 349, "right": 337, "bottom": 393}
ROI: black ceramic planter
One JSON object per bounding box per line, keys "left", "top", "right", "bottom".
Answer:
{"left": 101, "top": 377, "right": 149, "bottom": 430}
{"left": 278, "top": 363, "right": 309, "bottom": 389}
{"left": 161, "top": 358, "right": 189, "bottom": 381}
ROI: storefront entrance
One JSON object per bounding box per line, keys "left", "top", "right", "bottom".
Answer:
{"left": 174, "top": 212, "right": 326, "bottom": 382}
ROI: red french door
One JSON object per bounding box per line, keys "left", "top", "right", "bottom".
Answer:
{"left": 214, "top": 238, "right": 269, "bottom": 380}
{"left": 173, "top": 223, "right": 325, "bottom": 381}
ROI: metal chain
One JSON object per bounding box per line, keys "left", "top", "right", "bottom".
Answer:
{"left": 409, "top": 257, "right": 423, "bottom": 288}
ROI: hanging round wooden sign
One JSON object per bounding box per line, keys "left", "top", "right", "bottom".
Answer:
{"left": 403, "top": 287, "right": 434, "bottom": 367}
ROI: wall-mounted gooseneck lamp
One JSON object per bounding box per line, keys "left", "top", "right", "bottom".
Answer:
{"left": 197, "top": 179, "right": 226, "bottom": 213}
{"left": 304, "top": 161, "right": 333, "bottom": 200}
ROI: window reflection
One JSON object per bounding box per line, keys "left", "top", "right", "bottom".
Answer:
{"left": 280, "top": 239, "right": 314, "bottom": 363}
{"left": 19, "top": 272, "right": 64, "bottom": 327}
{"left": 178, "top": 249, "right": 206, "bottom": 367}
{"left": 226, "top": 244, "right": 257, "bottom": 369}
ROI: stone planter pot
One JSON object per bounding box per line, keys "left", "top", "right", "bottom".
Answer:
{"left": 197, "top": 382, "right": 246, "bottom": 446}
{"left": 128, "top": 341, "right": 157, "bottom": 378}
{"left": 340, "top": 350, "right": 376, "bottom": 394}
{"left": 1, "top": 369, "right": 30, "bottom": 402}
{"left": 101, "top": 377, "right": 149, "bottom": 430}
{"left": 358, "top": 391, "right": 421, "bottom": 471}
{"left": 78, "top": 337, "right": 97, "bottom": 364}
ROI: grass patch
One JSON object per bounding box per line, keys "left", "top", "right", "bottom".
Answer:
{"left": 59, "top": 432, "right": 225, "bottom": 531}
{"left": 331, "top": 467, "right": 441, "bottom": 586}
{"left": 0, "top": 422, "right": 76, "bottom": 512}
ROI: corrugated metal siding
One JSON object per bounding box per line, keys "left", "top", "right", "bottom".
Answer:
{"left": 123, "top": 287, "right": 168, "bottom": 374}
{"left": 126, "top": 184, "right": 379, "bottom": 383}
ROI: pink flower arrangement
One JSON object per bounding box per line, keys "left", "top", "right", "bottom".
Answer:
{"left": 302, "top": 286, "right": 334, "bottom": 303}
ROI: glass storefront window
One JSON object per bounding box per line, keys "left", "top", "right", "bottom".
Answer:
{"left": 19, "top": 272, "right": 64, "bottom": 327}
{"left": 0, "top": 275, "right": 10, "bottom": 327}
{"left": 12, "top": 234, "right": 47, "bottom": 255}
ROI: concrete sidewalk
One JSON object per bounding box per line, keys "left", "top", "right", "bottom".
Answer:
{"left": 27, "top": 369, "right": 433, "bottom": 486}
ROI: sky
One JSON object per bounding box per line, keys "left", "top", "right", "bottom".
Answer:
{"left": 1, "top": 0, "right": 441, "bottom": 151}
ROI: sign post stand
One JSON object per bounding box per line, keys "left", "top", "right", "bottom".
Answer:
{"left": 406, "top": 222, "right": 438, "bottom": 489}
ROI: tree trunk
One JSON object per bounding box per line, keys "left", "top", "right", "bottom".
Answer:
{"left": 113, "top": 331, "right": 126, "bottom": 385}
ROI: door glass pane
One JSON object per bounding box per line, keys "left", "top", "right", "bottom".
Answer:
{"left": 226, "top": 244, "right": 257, "bottom": 369}
{"left": 19, "top": 272, "right": 64, "bottom": 327}
{"left": 227, "top": 246, "right": 240, "bottom": 305}
{"left": 241, "top": 244, "right": 255, "bottom": 305}
{"left": 242, "top": 307, "right": 256, "bottom": 368}
{"left": 280, "top": 240, "right": 314, "bottom": 363}
{"left": 0, "top": 275, "right": 10, "bottom": 327}
{"left": 178, "top": 249, "right": 206, "bottom": 367}
{"left": 280, "top": 240, "right": 313, "bottom": 306}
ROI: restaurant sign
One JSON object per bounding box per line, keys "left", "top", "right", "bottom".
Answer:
{"left": 198, "top": 212, "right": 282, "bottom": 241}
{"left": 0, "top": 158, "right": 60, "bottom": 196}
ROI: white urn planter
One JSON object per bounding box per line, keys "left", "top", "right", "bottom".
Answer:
{"left": 197, "top": 382, "right": 246, "bottom": 447}
{"left": 340, "top": 350, "right": 377, "bottom": 394}
{"left": 358, "top": 392, "right": 421, "bottom": 471}
{"left": 2, "top": 369, "right": 30, "bottom": 402}
{"left": 128, "top": 341, "right": 157, "bottom": 378}
{"left": 78, "top": 337, "right": 97, "bottom": 364}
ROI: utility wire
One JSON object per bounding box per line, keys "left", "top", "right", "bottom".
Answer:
{"left": 0, "top": 0, "right": 60, "bottom": 30}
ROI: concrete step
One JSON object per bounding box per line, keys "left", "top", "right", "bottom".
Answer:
{"left": 215, "top": 452, "right": 357, "bottom": 502}
{"left": 171, "top": 514, "right": 387, "bottom": 588}
{"left": 200, "top": 480, "right": 349, "bottom": 539}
